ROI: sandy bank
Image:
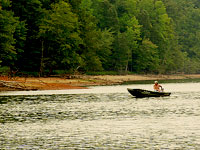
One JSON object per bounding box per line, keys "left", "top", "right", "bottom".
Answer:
{"left": 0, "top": 74, "right": 200, "bottom": 91}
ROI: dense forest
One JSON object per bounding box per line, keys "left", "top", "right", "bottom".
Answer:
{"left": 1, "top": 0, "right": 200, "bottom": 76}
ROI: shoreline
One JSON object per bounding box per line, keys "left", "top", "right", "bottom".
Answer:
{"left": 0, "top": 74, "right": 200, "bottom": 91}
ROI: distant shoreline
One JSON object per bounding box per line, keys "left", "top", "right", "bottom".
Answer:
{"left": 0, "top": 74, "right": 200, "bottom": 91}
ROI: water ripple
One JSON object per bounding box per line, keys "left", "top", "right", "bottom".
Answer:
{"left": 1, "top": 89, "right": 200, "bottom": 149}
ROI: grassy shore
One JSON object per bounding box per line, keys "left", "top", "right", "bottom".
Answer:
{"left": 0, "top": 74, "right": 200, "bottom": 91}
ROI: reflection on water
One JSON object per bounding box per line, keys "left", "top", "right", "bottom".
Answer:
{"left": 1, "top": 83, "right": 200, "bottom": 149}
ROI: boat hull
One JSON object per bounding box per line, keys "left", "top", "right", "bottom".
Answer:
{"left": 127, "top": 88, "right": 171, "bottom": 98}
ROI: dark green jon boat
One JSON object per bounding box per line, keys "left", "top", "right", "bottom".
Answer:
{"left": 127, "top": 88, "right": 171, "bottom": 98}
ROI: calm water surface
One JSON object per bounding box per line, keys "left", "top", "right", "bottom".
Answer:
{"left": 1, "top": 82, "right": 200, "bottom": 149}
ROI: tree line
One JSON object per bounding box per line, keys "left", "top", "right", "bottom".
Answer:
{"left": 1, "top": 0, "right": 200, "bottom": 76}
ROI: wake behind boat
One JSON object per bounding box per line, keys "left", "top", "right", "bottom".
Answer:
{"left": 127, "top": 88, "right": 171, "bottom": 98}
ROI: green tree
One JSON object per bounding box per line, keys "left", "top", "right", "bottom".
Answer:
{"left": 135, "top": 0, "right": 185, "bottom": 73}
{"left": 133, "top": 38, "right": 159, "bottom": 73}
{"left": 112, "top": 16, "right": 141, "bottom": 72}
{"left": 38, "top": 1, "right": 81, "bottom": 75}
{"left": 78, "top": 0, "right": 114, "bottom": 71}
{"left": 163, "top": 0, "right": 200, "bottom": 73}
{"left": 11, "top": 0, "right": 43, "bottom": 72}
{"left": 96, "top": 29, "right": 114, "bottom": 70}
{"left": 0, "top": 0, "right": 26, "bottom": 70}
{"left": 92, "top": 0, "right": 119, "bottom": 33}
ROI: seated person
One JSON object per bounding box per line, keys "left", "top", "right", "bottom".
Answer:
{"left": 153, "top": 81, "right": 163, "bottom": 92}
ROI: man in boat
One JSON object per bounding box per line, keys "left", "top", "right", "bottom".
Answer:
{"left": 153, "top": 81, "right": 163, "bottom": 92}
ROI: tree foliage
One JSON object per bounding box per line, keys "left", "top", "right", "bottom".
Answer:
{"left": 38, "top": 1, "right": 81, "bottom": 74}
{"left": 1, "top": 0, "right": 200, "bottom": 75}
{"left": 0, "top": 0, "right": 26, "bottom": 69}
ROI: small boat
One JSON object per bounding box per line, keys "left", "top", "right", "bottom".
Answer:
{"left": 127, "top": 88, "right": 171, "bottom": 98}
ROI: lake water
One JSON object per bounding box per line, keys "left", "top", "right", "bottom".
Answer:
{"left": 1, "top": 81, "right": 200, "bottom": 149}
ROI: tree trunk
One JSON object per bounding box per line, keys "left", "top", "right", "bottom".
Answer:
{"left": 39, "top": 40, "right": 44, "bottom": 77}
